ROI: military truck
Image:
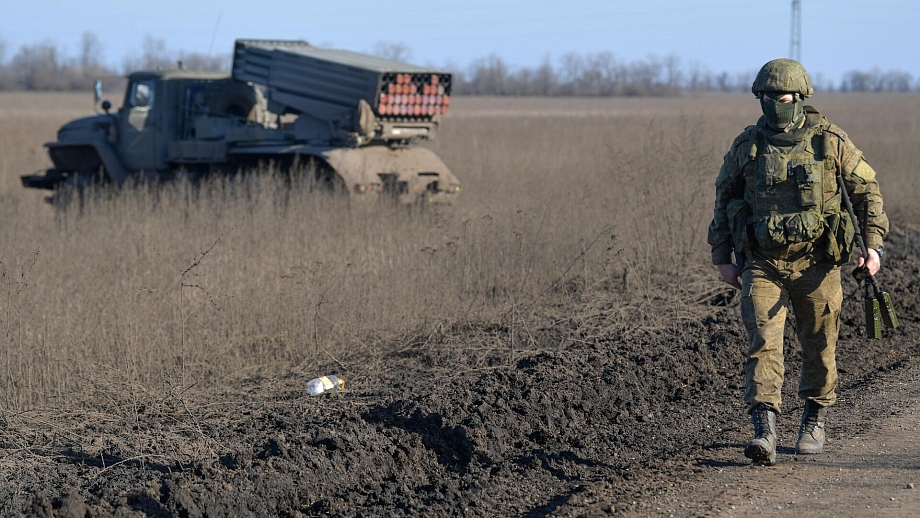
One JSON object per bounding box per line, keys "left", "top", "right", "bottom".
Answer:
{"left": 22, "top": 39, "right": 460, "bottom": 204}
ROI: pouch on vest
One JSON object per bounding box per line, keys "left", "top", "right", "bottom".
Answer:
{"left": 759, "top": 153, "right": 788, "bottom": 186}
{"left": 754, "top": 212, "right": 824, "bottom": 249}
{"left": 822, "top": 197, "right": 855, "bottom": 265}
{"left": 727, "top": 198, "right": 752, "bottom": 254}
{"left": 791, "top": 160, "right": 819, "bottom": 208}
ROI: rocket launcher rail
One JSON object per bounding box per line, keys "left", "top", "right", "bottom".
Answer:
{"left": 232, "top": 39, "right": 452, "bottom": 125}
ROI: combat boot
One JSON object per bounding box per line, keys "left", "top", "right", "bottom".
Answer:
{"left": 744, "top": 404, "right": 777, "bottom": 466}
{"left": 795, "top": 400, "right": 828, "bottom": 454}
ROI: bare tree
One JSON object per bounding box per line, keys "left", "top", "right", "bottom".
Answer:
{"left": 0, "top": 39, "right": 10, "bottom": 90}
{"left": 468, "top": 53, "right": 509, "bottom": 95}
{"left": 558, "top": 52, "right": 583, "bottom": 95}
{"left": 80, "top": 31, "right": 104, "bottom": 77}
{"left": 663, "top": 54, "right": 683, "bottom": 91}
{"left": 439, "top": 58, "right": 466, "bottom": 93}
{"left": 579, "top": 52, "right": 617, "bottom": 96}
{"left": 371, "top": 41, "right": 413, "bottom": 63}
{"left": 715, "top": 71, "right": 731, "bottom": 92}
{"left": 509, "top": 67, "right": 533, "bottom": 95}
{"left": 840, "top": 69, "right": 873, "bottom": 92}
{"left": 142, "top": 35, "right": 171, "bottom": 70}
{"left": 533, "top": 54, "right": 557, "bottom": 96}
{"left": 626, "top": 56, "right": 662, "bottom": 95}
{"left": 880, "top": 69, "right": 913, "bottom": 92}
{"left": 178, "top": 51, "right": 230, "bottom": 72}
{"left": 687, "top": 60, "right": 709, "bottom": 92}
{"left": 811, "top": 71, "right": 834, "bottom": 92}
{"left": 11, "top": 40, "right": 62, "bottom": 90}
{"left": 731, "top": 70, "right": 756, "bottom": 93}
{"left": 123, "top": 35, "right": 173, "bottom": 72}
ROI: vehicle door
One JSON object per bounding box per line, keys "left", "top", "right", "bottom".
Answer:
{"left": 117, "top": 79, "right": 160, "bottom": 173}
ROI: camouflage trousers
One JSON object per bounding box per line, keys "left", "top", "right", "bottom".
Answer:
{"left": 740, "top": 254, "right": 842, "bottom": 414}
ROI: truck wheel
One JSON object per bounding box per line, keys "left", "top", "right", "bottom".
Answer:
{"left": 314, "top": 169, "right": 346, "bottom": 195}
{"left": 307, "top": 160, "right": 346, "bottom": 196}
{"left": 285, "top": 157, "right": 345, "bottom": 195}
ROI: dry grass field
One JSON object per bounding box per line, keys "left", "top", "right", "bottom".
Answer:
{"left": 1, "top": 91, "right": 919, "bottom": 515}
{"left": 0, "top": 93, "right": 723, "bottom": 410}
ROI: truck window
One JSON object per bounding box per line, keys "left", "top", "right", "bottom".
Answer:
{"left": 129, "top": 81, "right": 155, "bottom": 108}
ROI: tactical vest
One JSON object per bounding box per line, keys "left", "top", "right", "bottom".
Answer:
{"left": 727, "top": 113, "right": 854, "bottom": 264}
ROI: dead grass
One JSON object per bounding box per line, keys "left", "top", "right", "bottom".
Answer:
{"left": 0, "top": 92, "right": 918, "bottom": 463}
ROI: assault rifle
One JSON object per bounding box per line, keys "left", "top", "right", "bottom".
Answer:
{"left": 836, "top": 175, "right": 899, "bottom": 338}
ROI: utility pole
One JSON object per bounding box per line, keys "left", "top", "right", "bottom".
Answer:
{"left": 790, "top": 0, "right": 802, "bottom": 62}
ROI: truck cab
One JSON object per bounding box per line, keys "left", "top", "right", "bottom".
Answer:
{"left": 22, "top": 39, "right": 460, "bottom": 205}
{"left": 118, "top": 70, "right": 263, "bottom": 180}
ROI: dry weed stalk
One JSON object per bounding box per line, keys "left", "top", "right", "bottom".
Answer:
{"left": 138, "top": 233, "right": 222, "bottom": 381}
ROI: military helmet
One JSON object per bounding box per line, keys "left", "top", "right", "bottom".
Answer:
{"left": 751, "top": 58, "right": 814, "bottom": 98}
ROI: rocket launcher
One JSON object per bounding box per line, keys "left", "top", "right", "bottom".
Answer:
{"left": 231, "top": 39, "right": 451, "bottom": 144}
{"left": 836, "top": 175, "right": 899, "bottom": 337}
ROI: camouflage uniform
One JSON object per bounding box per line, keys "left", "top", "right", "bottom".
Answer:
{"left": 709, "top": 108, "right": 888, "bottom": 414}
{"left": 708, "top": 61, "right": 888, "bottom": 465}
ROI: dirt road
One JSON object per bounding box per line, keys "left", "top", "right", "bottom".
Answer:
{"left": 591, "top": 362, "right": 920, "bottom": 518}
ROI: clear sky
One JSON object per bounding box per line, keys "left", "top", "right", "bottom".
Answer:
{"left": 2, "top": 0, "right": 917, "bottom": 83}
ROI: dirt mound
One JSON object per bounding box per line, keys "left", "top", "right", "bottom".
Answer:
{"left": 6, "top": 226, "right": 919, "bottom": 516}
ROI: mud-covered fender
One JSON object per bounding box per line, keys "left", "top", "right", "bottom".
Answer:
{"left": 227, "top": 143, "right": 459, "bottom": 201}
{"left": 320, "top": 146, "right": 458, "bottom": 194}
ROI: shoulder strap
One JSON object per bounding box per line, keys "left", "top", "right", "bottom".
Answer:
{"left": 733, "top": 125, "right": 759, "bottom": 162}
{"left": 815, "top": 116, "right": 834, "bottom": 162}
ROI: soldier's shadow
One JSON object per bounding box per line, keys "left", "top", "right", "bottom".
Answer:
{"left": 696, "top": 443, "right": 798, "bottom": 467}
{"left": 695, "top": 442, "right": 750, "bottom": 467}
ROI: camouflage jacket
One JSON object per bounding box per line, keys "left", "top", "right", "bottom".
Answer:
{"left": 708, "top": 107, "right": 888, "bottom": 265}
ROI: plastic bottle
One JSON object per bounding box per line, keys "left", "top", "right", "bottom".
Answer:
{"left": 307, "top": 375, "right": 345, "bottom": 396}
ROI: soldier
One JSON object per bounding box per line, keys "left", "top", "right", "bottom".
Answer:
{"left": 707, "top": 59, "right": 888, "bottom": 466}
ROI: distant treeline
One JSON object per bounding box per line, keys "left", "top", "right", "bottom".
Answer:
{"left": 0, "top": 34, "right": 227, "bottom": 91}
{"left": 450, "top": 53, "right": 919, "bottom": 95}
{"left": 0, "top": 33, "right": 916, "bottom": 95}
